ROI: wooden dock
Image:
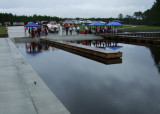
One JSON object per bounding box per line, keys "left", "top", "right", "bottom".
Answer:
{"left": 40, "top": 38, "right": 122, "bottom": 65}
{"left": 115, "top": 32, "right": 160, "bottom": 37}
{"left": 99, "top": 32, "right": 160, "bottom": 47}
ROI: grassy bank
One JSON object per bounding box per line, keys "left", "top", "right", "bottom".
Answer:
{"left": 0, "top": 27, "right": 7, "bottom": 34}
{"left": 116, "top": 25, "right": 160, "bottom": 30}
{"left": 76, "top": 24, "right": 160, "bottom": 31}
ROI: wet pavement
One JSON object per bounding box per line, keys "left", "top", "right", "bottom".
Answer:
{"left": 8, "top": 26, "right": 103, "bottom": 41}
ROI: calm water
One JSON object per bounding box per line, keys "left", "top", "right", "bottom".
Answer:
{"left": 16, "top": 42, "right": 160, "bottom": 114}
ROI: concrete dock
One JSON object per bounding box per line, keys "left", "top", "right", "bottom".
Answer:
{"left": 0, "top": 38, "right": 70, "bottom": 114}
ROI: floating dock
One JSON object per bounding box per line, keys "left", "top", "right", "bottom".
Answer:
{"left": 99, "top": 32, "right": 160, "bottom": 47}
{"left": 40, "top": 38, "right": 122, "bottom": 64}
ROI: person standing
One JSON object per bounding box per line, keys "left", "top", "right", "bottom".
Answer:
{"left": 115, "top": 26, "right": 118, "bottom": 33}
{"left": 102, "top": 26, "right": 105, "bottom": 33}
{"left": 74, "top": 23, "right": 77, "bottom": 28}
{"left": 37, "top": 27, "right": 41, "bottom": 37}
{"left": 32, "top": 27, "right": 34, "bottom": 38}
{"left": 77, "top": 26, "right": 80, "bottom": 35}
{"left": 5, "top": 25, "right": 8, "bottom": 34}
{"left": 45, "top": 27, "right": 48, "bottom": 36}
{"left": 95, "top": 27, "right": 98, "bottom": 34}
{"left": 88, "top": 27, "right": 91, "bottom": 34}
{"left": 62, "top": 26, "right": 65, "bottom": 36}
{"left": 105, "top": 26, "right": 107, "bottom": 33}
{"left": 100, "top": 26, "right": 102, "bottom": 33}
{"left": 73, "top": 26, "right": 76, "bottom": 35}
{"left": 113, "top": 26, "right": 115, "bottom": 33}
{"left": 69, "top": 27, "right": 72, "bottom": 35}
{"left": 66, "top": 26, "right": 69, "bottom": 35}
{"left": 85, "top": 26, "right": 88, "bottom": 34}
{"left": 82, "top": 23, "right": 85, "bottom": 29}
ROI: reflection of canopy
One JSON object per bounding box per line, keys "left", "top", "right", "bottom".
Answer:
{"left": 106, "top": 21, "right": 123, "bottom": 26}
{"left": 88, "top": 21, "right": 105, "bottom": 26}
{"left": 25, "top": 22, "right": 40, "bottom": 27}
{"left": 106, "top": 46, "right": 123, "bottom": 50}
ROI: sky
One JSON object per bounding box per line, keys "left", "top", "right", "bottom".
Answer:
{"left": 0, "top": 0, "right": 155, "bottom": 18}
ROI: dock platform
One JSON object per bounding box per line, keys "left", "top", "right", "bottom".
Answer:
{"left": 99, "top": 32, "right": 160, "bottom": 47}
{"left": 40, "top": 38, "right": 122, "bottom": 60}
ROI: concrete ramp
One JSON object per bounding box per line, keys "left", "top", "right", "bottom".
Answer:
{"left": 0, "top": 38, "right": 70, "bottom": 114}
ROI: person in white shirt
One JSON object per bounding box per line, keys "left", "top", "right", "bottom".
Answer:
{"left": 77, "top": 26, "right": 80, "bottom": 35}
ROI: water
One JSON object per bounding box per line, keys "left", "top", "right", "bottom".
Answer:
{"left": 16, "top": 42, "right": 160, "bottom": 114}
{"left": 9, "top": 26, "right": 160, "bottom": 114}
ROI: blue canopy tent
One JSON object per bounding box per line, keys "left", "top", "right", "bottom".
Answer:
{"left": 106, "top": 21, "right": 123, "bottom": 26}
{"left": 25, "top": 22, "right": 40, "bottom": 27}
{"left": 106, "top": 21, "right": 124, "bottom": 33}
{"left": 88, "top": 21, "right": 105, "bottom": 26}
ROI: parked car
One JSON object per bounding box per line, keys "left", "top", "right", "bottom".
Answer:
{"left": 47, "top": 21, "right": 60, "bottom": 33}
{"left": 58, "top": 21, "right": 63, "bottom": 24}
{"left": 99, "top": 21, "right": 106, "bottom": 24}
{"left": 84, "top": 20, "right": 93, "bottom": 24}
{"left": 13, "top": 22, "right": 24, "bottom": 26}
{"left": 77, "top": 20, "right": 84, "bottom": 24}
{"left": 36, "top": 21, "right": 41, "bottom": 25}
{"left": 3, "top": 22, "right": 11, "bottom": 26}
{"left": 41, "top": 21, "right": 49, "bottom": 27}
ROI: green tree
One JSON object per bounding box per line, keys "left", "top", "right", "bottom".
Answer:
{"left": 144, "top": 0, "right": 160, "bottom": 25}
{"left": 134, "top": 11, "right": 143, "bottom": 20}
{"left": 118, "top": 13, "right": 123, "bottom": 20}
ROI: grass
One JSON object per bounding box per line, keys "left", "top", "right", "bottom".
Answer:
{"left": 76, "top": 24, "right": 160, "bottom": 31}
{"left": 76, "top": 24, "right": 85, "bottom": 31}
{"left": 119, "top": 25, "right": 160, "bottom": 30}
{"left": 0, "top": 27, "right": 7, "bottom": 34}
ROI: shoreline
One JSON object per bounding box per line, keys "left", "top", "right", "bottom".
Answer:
{"left": 0, "top": 34, "right": 8, "bottom": 37}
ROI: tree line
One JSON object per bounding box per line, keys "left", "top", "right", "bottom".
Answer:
{"left": 0, "top": 13, "right": 62, "bottom": 25}
{"left": 118, "top": 0, "right": 160, "bottom": 26}
{"left": 0, "top": 0, "right": 159, "bottom": 26}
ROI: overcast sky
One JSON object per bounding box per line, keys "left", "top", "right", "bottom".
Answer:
{"left": 0, "top": 0, "right": 155, "bottom": 18}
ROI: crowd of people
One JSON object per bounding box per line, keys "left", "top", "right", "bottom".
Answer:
{"left": 62, "top": 23, "right": 119, "bottom": 36}
{"left": 25, "top": 26, "right": 48, "bottom": 38}
{"left": 25, "top": 23, "right": 119, "bottom": 38}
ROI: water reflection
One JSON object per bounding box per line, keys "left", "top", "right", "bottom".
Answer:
{"left": 71, "top": 40, "right": 121, "bottom": 50}
{"left": 16, "top": 42, "right": 160, "bottom": 114}
{"left": 40, "top": 40, "right": 122, "bottom": 65}
{"left": 149, "top": 47, "right": 160, "bottom": 73}
{"left": 26, "top": 42, "right": 42, "bottom": 53}
{"left": 24, "top": 42, "right": 57, "bottom": 56}
{"left": 72, "top": 40, "right": 116, "bottom": 47}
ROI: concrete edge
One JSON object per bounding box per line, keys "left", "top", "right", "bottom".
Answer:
{"left": 13, "top": 37, "right": 40, "bottom": 43}
{"left": 7, "top": 38, "right": 70, "bottom": 114}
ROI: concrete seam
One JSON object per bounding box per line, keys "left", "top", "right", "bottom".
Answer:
{"left": 7, "top": 38, "right": 39, "bottom": 114}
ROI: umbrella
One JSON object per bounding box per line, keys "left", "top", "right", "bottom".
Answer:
{"left": 88, "top": 21, "right": 105, "bottom": 26}
{"left": 106, "top": 21, "right": 123, "bottom": 26}
{"left": 25, "top": 22, "right": 40, "bottom": 27}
